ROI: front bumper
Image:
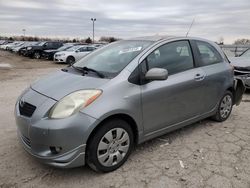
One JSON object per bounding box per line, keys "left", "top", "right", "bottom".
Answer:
{"left": 234, "top": 69, "right": 250, "bottom": 89}
{"left": 18, "top": 131, "right": 86, "bottom": 168}
{"left": 15, "top": 88, "right": 99, "bottom": 168}
{"left": 54, "top": 55, "right": 67, "bottom": 63}
{"left": 25, "top": 50, "right": 34, "bottom": 57}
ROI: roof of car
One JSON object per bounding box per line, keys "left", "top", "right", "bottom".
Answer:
{"left": 128, "top": 35, "right": 177, "bottom": 42}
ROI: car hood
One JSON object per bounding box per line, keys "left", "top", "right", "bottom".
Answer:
{"left": 230, "top": 57, "right": 250, "bottom": 68}
{"left": 31, "top": 70, "right": 109, "bottom": 101}
{"left": 55, "top": 51, "right": 73, "bottom": 56}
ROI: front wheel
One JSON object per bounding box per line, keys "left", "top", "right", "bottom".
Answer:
{"left": 66, "top": 56, "right": 75, "bottom": 64}
{"left": 33, "top": 51, "right": 41, "bottom": 59}
{"left": 87, "top": 119, "right": 134, "bottom": 172}
{"left": 212, "top": 91, "right": 233, "bottom": 122}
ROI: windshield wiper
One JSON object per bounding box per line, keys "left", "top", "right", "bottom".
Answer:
{"left": 82, "top": 66, "right": 105, "bottom": 78}
{"left": 71, "top": 65, "right": 105, "bottom": 78}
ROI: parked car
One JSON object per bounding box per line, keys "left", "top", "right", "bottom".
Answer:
{"left": 230, "top": 48, "right": 250, "bottom": 89}
{"left": 19, "top": 42, "right": 43, "bottom": 56}
{"left": 0, "top": 40, "right": 8, "bottom": 45}
{"left": 8, "top": 42, "right": 25, "bottom": 52}
{"left": 12, "top": 42, "right": 38, "bottom": 54}
{"left": 0, "top": 41, "right": 17, "bottom": 50}
{"left": 15, "top": 36, "right": 244, "bottom": 172}
{"left": 6, "top": 41, "right": 24, "bottom": 51}
{"left": 54, "top": 45, "right": 96, "bottom": 64}
{"left": 24, "top": 41, "right": 63, "bottom": 59}
{"left": 42, "top": 43, "right": 79, "bottom": 60}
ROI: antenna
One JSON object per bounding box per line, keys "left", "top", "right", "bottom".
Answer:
{"left": 186, "top": 18, "right": 195, "bottom": 37}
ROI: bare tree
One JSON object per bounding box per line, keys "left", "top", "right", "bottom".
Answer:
{"left": 234, "top": 39, "right": 250, "bottom": 45}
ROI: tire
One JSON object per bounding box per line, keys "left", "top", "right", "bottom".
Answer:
{"left": 66, "top": 56, "right": 75, "bottom": 64}
{"left": 212, "top": 91, "right": 233, "bottom": 122}
{"left": 33, "top": 51, "right": 41, "bottom": 59}
{"left": 87, "top": 119, "right": 134, "bottom": 172}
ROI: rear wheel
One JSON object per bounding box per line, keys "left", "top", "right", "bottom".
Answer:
{"left": 212, "top": 91, "right": 233, "bottom": 122}
{"left": 87, "top": 119, "right": 134, "bottom": 172}
{"left": 66, "top": 56, "right": 75, "bottom": 64}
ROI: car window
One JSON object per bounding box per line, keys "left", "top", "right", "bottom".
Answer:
{"left": 79, "top": 47, "right": 87, "bottom": 52}
{"left": 146, "top": 41, "right": 194, "bottom": 75}
{"left": 45, "top": 42, "right": 54, "bottom": 48}
{"left": 87, "top": 47, "right": 95, "bottom": 51}
{"left": 195, "top": 41, "right": 223, "bottom": 66}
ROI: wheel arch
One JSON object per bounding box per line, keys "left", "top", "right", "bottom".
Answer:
{"left": 86, "top": 113, "right": 139, "bottom": 149}
{"left": 66, "top": 55, "right": 75, "bottom": 64}
{"left": 67, "top": 55, "right": 75, "bottom": 60}
{"left": 232, "top": 78, "right": 245, "bottom": 105}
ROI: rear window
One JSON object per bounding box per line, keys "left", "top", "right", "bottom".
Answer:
{"left": 195, "top": 41, "right": 223, "bottom": 66}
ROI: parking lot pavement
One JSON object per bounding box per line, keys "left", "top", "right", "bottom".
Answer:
{"left": 0, "top": 51, "right": 250, "bottom": 188}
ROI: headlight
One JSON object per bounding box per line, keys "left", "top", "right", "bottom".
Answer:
{"left": 49, "top": 90, "right": 102, "bottom": 119}
{"left": 27, "top": 47, "right": 32, "bottom": 50}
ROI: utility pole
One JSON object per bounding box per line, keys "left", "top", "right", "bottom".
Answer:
{"left": 91, "top": 18, "right": 96, "bottom": 43}
{"left": 22, "top": 29, "right": 26, "bottom": 37}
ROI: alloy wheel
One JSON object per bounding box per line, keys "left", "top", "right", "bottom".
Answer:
{"left": 220, "top": 95, "right": 232, "bottom": 119}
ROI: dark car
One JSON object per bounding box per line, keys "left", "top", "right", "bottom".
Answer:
{"left": 42, "top": 43, "right": 78, "bottom": 60}
{"left": 24, "top": 41, "right": 63, "bottom": 59}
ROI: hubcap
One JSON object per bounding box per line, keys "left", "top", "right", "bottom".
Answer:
{"left": 220, "top": 95, "right": 232, "bottom": 119}
{"left": 97, "top": 128, "right": 130, "bottom": 167}
{"left": 34, "top": 53, "right": 40, "bottom": 59}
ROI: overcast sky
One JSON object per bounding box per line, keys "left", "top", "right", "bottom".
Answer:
{"left": 0, "top": 0, "right": 249, "bottom": 43}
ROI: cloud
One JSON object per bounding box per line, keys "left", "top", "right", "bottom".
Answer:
{"left": 0, "top": 0, "right": 249, "bottom": 43}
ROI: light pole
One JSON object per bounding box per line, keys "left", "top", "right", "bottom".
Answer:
{"left": 22, "top": 29, "right": 26, "bottom": 37}
{"left": 91, "top": 18, "right": 96, "bottom": 43}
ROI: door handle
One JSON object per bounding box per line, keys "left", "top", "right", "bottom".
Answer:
{"left": 194, "top": 73, "right": 205, "bottom": 81}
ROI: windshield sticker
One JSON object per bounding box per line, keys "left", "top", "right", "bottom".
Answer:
{"left": 119, "top": 47, "right": 142, "bottom": 54}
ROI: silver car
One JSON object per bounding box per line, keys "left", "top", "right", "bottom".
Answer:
{"left": 15, "top": 36, "right": 244, "bottom": 172}
{"left": 230, "top": 48, "right": 250, "bottom": 89}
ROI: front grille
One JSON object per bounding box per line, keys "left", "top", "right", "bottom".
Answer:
{"left": 20, "top": 134, "right": 31, "bottom": 148}
{"left": 19, "top": 102, "right": 36, "bottom": 117}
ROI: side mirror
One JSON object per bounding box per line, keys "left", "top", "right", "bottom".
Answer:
{"left": 145, "top": 68, "right": 168, "bottom": 81}
{"left": 75, "top": 50, "right": 79, "bottom": 53}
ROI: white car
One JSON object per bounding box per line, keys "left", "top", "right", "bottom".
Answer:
{"left": 54, "top": 45, "right": 97, "bottom": 64}
{"left": 0, "top": 42, "right": 17, "bottom": 50}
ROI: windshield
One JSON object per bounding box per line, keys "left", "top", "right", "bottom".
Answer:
{"left": 37, "top": 42, "right": 46, "bottom": 46}
{"left": 57, "top": 45, "right": 73, "bottom": 51}
{"left": 73, "top": 40, "right": 153, "bottom": 77}
{"left": 66, "top": 45, "right": 83, "bottom": 52}
{"left": 241, "top": 49, "right": 250, "bottom": 57}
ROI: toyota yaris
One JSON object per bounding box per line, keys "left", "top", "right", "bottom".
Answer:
{"left": 15, "top": 36, "right": 244, "bottom": 172}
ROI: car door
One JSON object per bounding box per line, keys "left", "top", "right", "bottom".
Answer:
{"left": 74, "top": 47, "right": 88, "bottom": 61}
{"left": 141, "top": 40, "right": 207, "bottom": 134}
{"left": 190, "top": 40, "right": 231, "bottom": 113}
